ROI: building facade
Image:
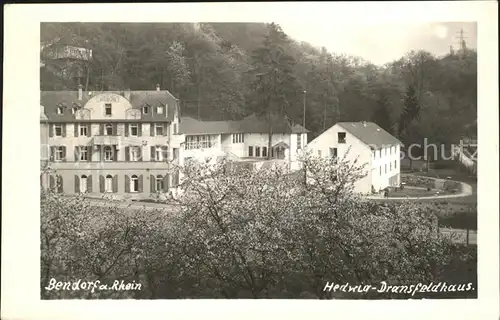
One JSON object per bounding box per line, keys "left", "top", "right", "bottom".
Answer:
{"left": 41, "top": 86, "right": 309, "bottom": 199}
{"left": 40, "top": 85, "right": 181, "bottom": 199}
{"left": 305, "top": 121, "right": 402, "bottom": 194}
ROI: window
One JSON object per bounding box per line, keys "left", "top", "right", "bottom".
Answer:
{"left": 173, "top": 123, "right": 177, "bottom": 134}
{"left": 232, "top": 133, "right": 244, "bottom": 144}
{"left": 157, "top": 106, "right": 164, "bottom": 114}
{"left": 318, "top": 150, "right": 322, "bottom": 157}
{"left": 390, "top": 162, "right": 392, "bottom": 171}
{"left": 380, "top": 166, "right": 382, "bottom": 176}
{"left": 373, "top": 151, "right": 376, "bottom": 159}
{"left": 79, "top": 124, "right": 88, "bottom": 136}
{"left": 338, "top": 132, "right": 346, "bottom": 143}
{"left": 255, "top": 147, "right": 261, "bottom": 157}
{"left": 105, "top": 103, "right": 112, "bottom": 116}
{"left": 394, "top": 160, "right": 397, "bottom": 169}
{"left": 248, "top": 146, "right": 253, "bottom": 157}
{"left": 155, "top": 124, "right": 163, "bottom": 136}
{"left": 131, "top": 146, "right": 141, "bottom": 161}
{"left": 54, "top": 124, "right": 63, "bottom": 137}
{"left": 105, "top": 175, "right": 113, "bottom": 193}
{"left": 385, "top": 164, "right": 387, "bottom": 174}
{"left": 55, "top": 146, "right": 64, "bottom": 161}
{"left": 56, "top": 106, "right": 63, "bottom": 114}
{"left": 130, "top": 175, "right": 139, "bottom": 192}
{"left": 72, "top": 107, "right": 78, "bottom": 114}
{"left": 262, "top": 147, "right": 267, "bottom": 158}
{"left": 297, "top": 134, "right": 302, "bottom": 150}
{"left": 79, "top": 146, "right": 89, "bottom": 161}
{"left": 143, "top": 106, "right": 149, "bottom": 114}
{"left": 155, "top": 146, "right": 168, "bottom": 161}
{"left": 105, "top": 123, "right": 113, "bottom": 136}
{"left": 104, "top": 146, "right": 114, "bottom": 161}
{"left": 156, "top": 175, "right": 164, "bottom": 192}
{"left": 330, "top": 147, "right": 338, "bottom": 158}
{"left": 80, "top": 175, "right": 87, "bottom": 193}
{"left": 130, "top": 124, "right": 138, "bottom": 136}
{"left": 379, "top": 150, "right": 382, "bottom": 158}
{"left": 185, "top": 135, "right": 214, "bottom": 150}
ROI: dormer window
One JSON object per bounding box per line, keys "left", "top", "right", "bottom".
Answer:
{"left": 105, "top": 103, "right": 112, "bottom": 116}
{"left": 56, "top": 106, "right": 63, "bottom": 115}
{"left": 156, "top": 106, "right": 164, "bottom": 114}
{"left": 143, "top": 106, "right": 149, "bottom": 114}
{"left": 72, "top": 106, "right": 78, "bottom": 114}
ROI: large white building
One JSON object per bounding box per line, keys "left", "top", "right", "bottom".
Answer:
{"left": 305, "top": 121, "right": 402, "bottom": 194}
{"left": 40, "top": 85, "right": 309, "bottom": 199}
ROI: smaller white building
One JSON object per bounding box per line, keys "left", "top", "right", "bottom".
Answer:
{"left": 177, "top": 114, "right": 309, "bottom": 172}
{"left": 305, "top": 121, "right": 402, "bottom": 194}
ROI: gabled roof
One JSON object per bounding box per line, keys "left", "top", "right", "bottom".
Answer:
{"left": 336, "top": 122, "right": 402, "bottom": 149}
{"left": 179, "top": 114, "right": 309, "bottom": 135}
{"left": 40, "top": 90, "right": 178, "bottom": 122}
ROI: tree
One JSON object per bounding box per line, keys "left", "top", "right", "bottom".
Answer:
{"left": 249, "top": 23, "right": 300, "bottom": 159}
{"left": 398, "top": 85, "right": 421, "bottom": 169}
{"left": 372, "top": 91, "right": 393, "bottom": 134}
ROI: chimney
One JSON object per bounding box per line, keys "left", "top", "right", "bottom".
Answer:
{"left": 156, "top": 83, "right": 160, "bottom": 91}
{"left": 78, "top": 84, "right": 83, "bottom": 100}
{"left": 362, "top": 121, "right": 367, "bottom": 127}
{"left": 124, "top": 89, "right": 131, "bottom": 101}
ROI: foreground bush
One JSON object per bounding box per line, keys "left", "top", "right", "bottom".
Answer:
{"left": 41, "top": 156, "right": 477, "bottom": 299}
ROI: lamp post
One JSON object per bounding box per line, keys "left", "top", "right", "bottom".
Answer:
{"left": 302, "top": 90, "right": 307, "bottom": 129}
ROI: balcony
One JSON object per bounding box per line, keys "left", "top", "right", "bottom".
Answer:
{"left": 91, "top": 135, "right": 145, "bottom": 146}
{"left": 47, "top": 160, "right": 173, "bottom": 170}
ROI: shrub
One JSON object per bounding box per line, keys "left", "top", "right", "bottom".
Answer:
{"left": 41, "top": 158, "right": 477, "bottom": 299}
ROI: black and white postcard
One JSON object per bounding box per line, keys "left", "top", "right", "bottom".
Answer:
{"left": 2, "top": 2, "right": 499, "bottom": 320}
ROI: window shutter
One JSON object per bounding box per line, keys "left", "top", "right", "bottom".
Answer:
{"left": 125, "top": 175, "right": 130, "bottom": 193}
{"left": 101, "top": 146, "right": 105, "bottom": 162}
{"left": 75, "top": 175, "right": 80, "bottom": 193}
{"left": 163, "top": 123, "right": 168, "bottom": 136}
{"left": 125, "top": 146, "right": 130, "bottom": 161}
{"left": 125, "top": 124, "right": 129, "bottom": 137}
{"left": 99, "top": 175, "right": 104, "bottom": 193}
{"left": 57, "top": 175, "right": 63, "bottom": 193}
{"left": 138, "top": 124, "right": 142, "bottom": 136}
{"left": 74, "top": 124, "right": 79, "bottom": 137}
{"left": 62, "top": 146, "right": 67, "bottom": 162}
{"left": 113, "top": 175, "right": 118, "bottom": 193}
{"left": 49, "top": 124, "right": 54, "bottom": 137}
{"left": 138, "top": 147, "right": 142, "bottom": 162}
{"left": 150, "top": 123, "right": 154, "bottom": 136}
{"left": 163, "top": 174, "right": 169, "bottom": 192}
{"left": 113, "top": 124, "right": 117, "bottom": 136}
{"left": 86, "top": 125, "right": 91, "bottom": 137}
{"left": 89, "top": 146, "right": 93, "bottom": 161}
{"left": 151, "top": 146, "right": 155, "bottom": 161}
{"left": 99, "top": 124, "right": 104, "bottom": 135}
{"left": 74, "top": 146, "right": 79, "bottom": 162}
{"left": 87, "top": 175, "right": 92, "bottom": 192}
{"left": 50, "top": 146, "right": 55, "bottom": 160}
{"left": 49, "top": 175, "right": 55, "bottom": 191}
{"left": 138, "top": 175, "right": 143, "bottom": 192}
{"left": 150, "top": 175, "right": 155, "bottom": 193}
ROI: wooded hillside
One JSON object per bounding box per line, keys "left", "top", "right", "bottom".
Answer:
{"left": 41, "top": 22, "right": 477, "bottom": 144}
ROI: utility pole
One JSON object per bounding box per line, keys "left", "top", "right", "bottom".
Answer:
{"left": 302, "top": 90, "right": 307, "bottom": 129}
{"left": 457, "top": 28, "right": 467, "bottom": 55}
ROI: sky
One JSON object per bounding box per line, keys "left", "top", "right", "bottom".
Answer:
{"left": 279, "top": 22, "right": 477, "bottom": 65}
